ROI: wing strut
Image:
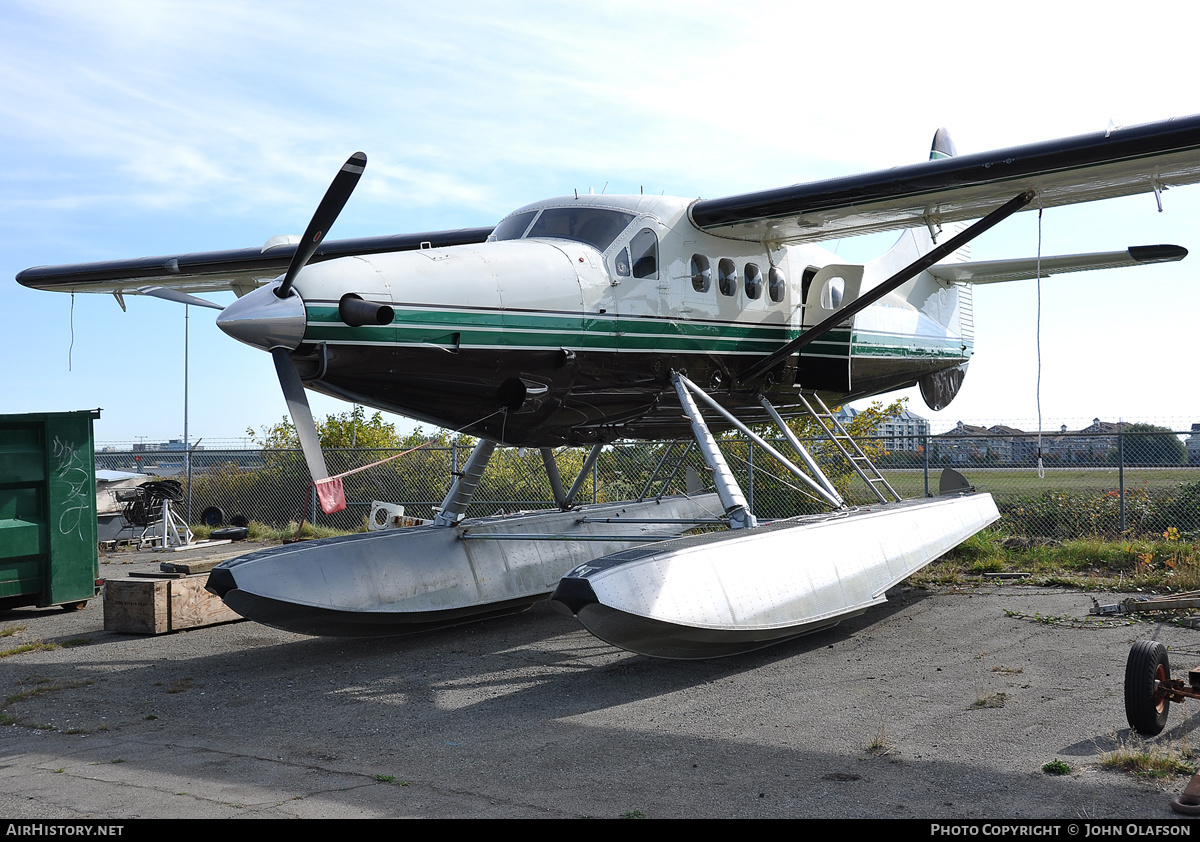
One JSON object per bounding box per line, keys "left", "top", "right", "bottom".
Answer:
{"left": 738, "top": 190, "right": 1035, "bottom": 385}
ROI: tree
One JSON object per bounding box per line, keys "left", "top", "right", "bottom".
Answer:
{"left": 248, "top": 405, "right": 420, "bottom": 450}
{"left": 783, "top": 396, "right": 909, "bottom": 447}
{"left": 1121, "top": 424, "right": 1187, "bottom": 466}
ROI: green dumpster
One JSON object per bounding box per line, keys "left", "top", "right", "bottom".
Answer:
{"left": 0, "top": 409, "right": 101, "bottom": 611}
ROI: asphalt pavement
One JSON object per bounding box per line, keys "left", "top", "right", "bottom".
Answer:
{"left": 1, "top": 541, "right": 1197, "bottom": 819}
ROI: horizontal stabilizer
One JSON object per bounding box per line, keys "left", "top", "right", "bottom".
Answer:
{"left": 928, "top": 244, "right": 1187, "bottom": 285}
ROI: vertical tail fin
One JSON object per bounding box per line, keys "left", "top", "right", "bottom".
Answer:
{"left": 861, "top": 127, "right": 972, "bottom": 411}
{"left": 930, "top": 128, "right": 957, "bottom": 160}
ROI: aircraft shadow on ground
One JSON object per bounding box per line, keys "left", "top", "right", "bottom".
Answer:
{"left": 3, "top": 586, "right": 1185, "bottom": 818}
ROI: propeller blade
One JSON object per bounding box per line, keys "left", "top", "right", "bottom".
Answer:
{"left": 271, "top": 347, "right": 330, "bottom": 482}
{"left": 276, "top": 151, "right": 367, "bottom": 299}
{"left": 136, "top": 285, "right": 224, "bottom": 310}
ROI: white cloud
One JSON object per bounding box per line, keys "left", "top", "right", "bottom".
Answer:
{"left": 3, "top": 0, "right": 1200, "bottom": 440}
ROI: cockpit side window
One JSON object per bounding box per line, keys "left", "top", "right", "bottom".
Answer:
{"left": 614, "top": 247, "right": 631, "bottom": 277}
{"left": 630, "top": 229, "right": 658, "bottom": 279}
{"left": 526, "top": 208, "right": 635, "bottom": 251}
{"left": 490, "top": 210, "right": 538, "bottom": 241}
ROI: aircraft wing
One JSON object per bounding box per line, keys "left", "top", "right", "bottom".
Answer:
{"left": 15, "top": 227, "right": 495, "bottom": 298}
{"left": 928, "top": 244, "right": 1188, "bottom": 285}
{"left": 690, "top": 115, "right": 1200, "bottom": 244}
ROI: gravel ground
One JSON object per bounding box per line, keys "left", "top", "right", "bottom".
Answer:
{"left": 0, "top": 541, "right": 1197, "bottom": 819}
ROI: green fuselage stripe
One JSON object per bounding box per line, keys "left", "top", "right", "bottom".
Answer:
{"left": 303, "top": 305, "right": 966, "bottom": 360}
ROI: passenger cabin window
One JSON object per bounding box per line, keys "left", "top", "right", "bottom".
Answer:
{"left": 490, "top": 210, "right": 538, "bottom": 241}
{"left": 524, "top": 207, "right": 635, "bottom": 251}
{"left": 820, "top": 277, "right": 845, "bottom": 310}
{"left": 690, "top": 254, "right": 711, "bottom": 292}
{"left": 744, "top": 263, "right": 762, "bottom": 300}
{"left": 718, "top": 258, "right": 738, "bottom": 296}
{"left": 630, "top": 229, "right": 658, "bottom": 279}
{"left": 768, "top": 267, "right": 785, "bottom": 303}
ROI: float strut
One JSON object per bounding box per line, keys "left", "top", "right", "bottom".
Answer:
{"left": 672, "top": 372, "right": 756, "bottom": 529}
{"left": 540, "top": 448, "right": 569, "bottom": 509}
{"left": 563, "top": 444, "right": 603, "bottom": 510}
{"left": 433, "top": 439, "right": 496, "bottom": 526}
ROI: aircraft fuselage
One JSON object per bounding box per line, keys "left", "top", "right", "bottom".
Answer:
{"left": 217, "top": 193, "right": 973, "bottom": 445}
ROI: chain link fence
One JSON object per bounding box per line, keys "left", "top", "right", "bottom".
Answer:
{"left": 97, "top": 429, "right": 1200, "bottom": 539}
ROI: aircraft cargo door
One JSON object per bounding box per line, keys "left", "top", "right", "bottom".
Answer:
{"left": 795, "top": 264, "right": 861, "bottom": 393}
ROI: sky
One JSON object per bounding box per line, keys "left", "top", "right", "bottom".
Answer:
{"left": 3, "top": 0, "right": 1200, "bottom": 446}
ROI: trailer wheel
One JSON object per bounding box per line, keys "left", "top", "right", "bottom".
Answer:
{"left": 1125, "top": 640, "right": 1171, "bottom": 736}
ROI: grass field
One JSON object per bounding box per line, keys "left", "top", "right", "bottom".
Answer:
{"left": 838, "top": 466, "right": 1200, "bottom": 504}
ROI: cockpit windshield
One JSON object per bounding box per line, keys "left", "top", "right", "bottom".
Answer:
{"left": 493, "top": 207, "right": 635, "bottom": 252}
{"left": 490, "top": 210, "right": 537, "bottom": 242}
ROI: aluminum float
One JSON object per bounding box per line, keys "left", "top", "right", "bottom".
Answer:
{"left": 206, "top": 493, "right": 722, "bottom": 637}
{"left": 551, "top": 493, "right": 1000, "bottom": 659}
{"left": 550, "top": 381, "right": 998, "bottom": 659}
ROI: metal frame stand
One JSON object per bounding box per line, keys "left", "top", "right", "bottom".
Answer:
{"left": 143, "top": 498, "right": 195, "bottom": 550}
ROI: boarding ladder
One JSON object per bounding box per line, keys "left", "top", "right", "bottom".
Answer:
{"left": 797, "top": 393, "right": 902, "bottom": 504}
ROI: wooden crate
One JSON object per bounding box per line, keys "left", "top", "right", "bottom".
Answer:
{"left": 103, "top": 575, "right": 240, "bottom": 634}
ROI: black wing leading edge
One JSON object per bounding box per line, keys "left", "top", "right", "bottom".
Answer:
{"left": 16, "top": 227, "right": 495, "bottom": 295}
{"left": 690, "top": 114, "right": 1200, "bottom": 244}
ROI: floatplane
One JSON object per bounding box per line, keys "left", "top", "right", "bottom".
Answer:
{"left": 18, "top": 116, "right": 1200, "bottom": 657}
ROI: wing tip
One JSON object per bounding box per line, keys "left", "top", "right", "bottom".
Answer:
{"left": 1128, "top": 244, "right": 1188, "bottom": 263}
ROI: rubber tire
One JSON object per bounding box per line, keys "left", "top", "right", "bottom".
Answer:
{"left": 210, "top": 526, "right": 248, "bottom": 541}
{"left": 200, "top": 506, "right": 225, "bottom": 527}
{"left": 1125, "top": 640, "right": 1170, "bottom": 736}
{"left": 229, "top": 515, "right": 249, "bottom": 528}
